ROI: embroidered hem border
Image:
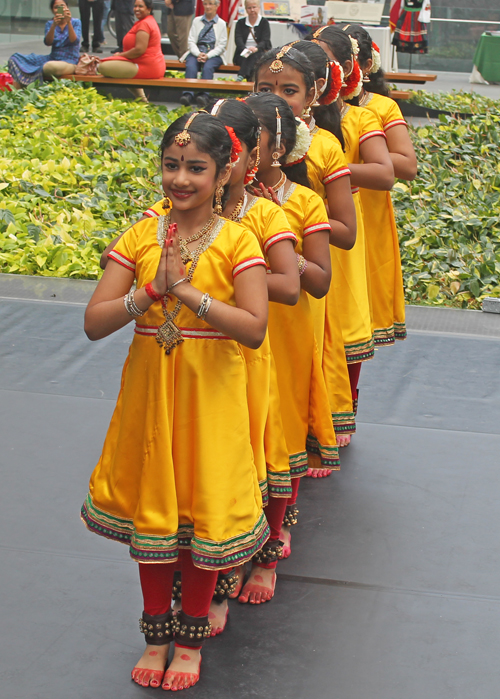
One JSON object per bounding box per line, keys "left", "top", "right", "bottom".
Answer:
{"left": 259, "top": 479, "right": 269, "bottom": 507}
{"left": 306, "top": 435, "right": 340, "bottom": 471}
{"left": 267, "top": 470, "right": 293, "bottom": 498}
{"left": 289, "top": 451, "right": 309, "bottom": 479}
{"left": 81, "top": 493, "right": 270, "bottom": 570}
{"left": 332, "top": 411, "right": 356, "bottom": 435}
{"left": 344, "top": 337, "right": 375, "bottom": 363}
{"left": 373, "top": 323, "right": 407, "bottom": 347}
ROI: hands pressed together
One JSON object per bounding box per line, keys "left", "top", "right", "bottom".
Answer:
{"left": 251, "top": 181, "right": 281, "bottom": 207}
{"left": 152, "top": 224, "right": 188, "bottom": 298}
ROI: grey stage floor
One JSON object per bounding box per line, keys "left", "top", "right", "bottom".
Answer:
{"left": 1, "top": 284, "right": 500, "bottom": 699}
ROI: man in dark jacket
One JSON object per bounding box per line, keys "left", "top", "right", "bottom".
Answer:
{"left": 110, "top": 0, "right": 135, "bottom": 53}
{"left": 233, "top": 0, "right": 271, "bottom": 81}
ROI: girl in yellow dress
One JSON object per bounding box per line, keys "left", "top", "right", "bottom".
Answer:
{"left": 143, "top": 100, "right": 299, "bottom": 616}
{"left": 311, "top": 27, "right": 394, "bottom": 434}
{"left": 342, "top": 24, "right": 417, "bottom": 346}
{"left": 82, "top": 112, "right": 270, "bottom": 692}
{"left": 246, "top": 91, "right": 338, "bottom": 558}
{"left": 253, "top": 45, "right": 358, "bottom": 451}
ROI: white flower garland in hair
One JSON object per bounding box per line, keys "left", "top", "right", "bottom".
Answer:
{"left": 285, "top": 118, "right": 312, "bottom": 165}
{"left": 370, "top": 47, "right": 381, "bottom": 74}
{"left": 349, "top": 36, "right": 359, "bottom": 59}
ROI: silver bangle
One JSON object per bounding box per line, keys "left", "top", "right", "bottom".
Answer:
{"left": 123, "top": 290, "right": 145, "bottom": 317}
{"left": 196, "top": 292, "right": 213, "bottom": 320}
{"left": 167, "top": 277, "right": 189, "bottom": 293}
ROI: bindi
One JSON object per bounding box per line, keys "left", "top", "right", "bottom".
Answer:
{"left": 181, "top": 155, "right": 184, "bottom": 161}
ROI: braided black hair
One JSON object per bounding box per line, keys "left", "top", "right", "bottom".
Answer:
{"left": 292, "top": 40, "right": 345, "bottom": 151}
{"left": 340, "top": 24, "right": 389, "bottom": 97}
{"left": 160, "top": 112, "right": 232, "bottom": 176}
{"left": 309, "top": 26, "right": 360, "bottom": 106}
{"left": 246, "top": 92, "right": 310, "bottom": 189}
{"left": 214, "top": 99, "right": 260, "bottom": 153}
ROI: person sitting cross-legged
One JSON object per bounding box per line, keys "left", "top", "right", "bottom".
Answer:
{"left": 180, "top": 0, "right": 227, "bottom": 108}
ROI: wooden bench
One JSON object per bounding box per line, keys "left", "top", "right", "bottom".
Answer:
{"left": 62, "top": 74, "right": 411, "bottom": 100}
{"left": 385, "top": 71, "right": 437, "bottom": 84}
{"left": 62, "top": 74, "right": 252, "bottom": 92}
{"left": 164, "top": 60, "right": 437, "bottom": 84}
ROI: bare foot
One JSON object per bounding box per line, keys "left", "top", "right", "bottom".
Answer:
{"left": 280, "top": 525, "right": 291, "bottom": 558}
{"left": 208, "top": 599, "right": 229, "bottom": 636}
{"left": 305, "top": 467, "right": 332, "bottom": 478}
{"left": 239, "top": 565, "right": 276, "bottom": 604}
{"left": 131, "top": 643, "right": 169, "bottom": 688}
{"left": 337, "top": 434, "right": 351, "bottom": 447}
{"left": 228, "top": 565, "right": 245, "bottom": 599}
{"left": 162, "top": 646, "right": 201, "bottom": 691}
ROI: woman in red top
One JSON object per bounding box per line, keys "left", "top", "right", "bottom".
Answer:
{"left": 98, "top": 0, "right": 165, "bottom": 101}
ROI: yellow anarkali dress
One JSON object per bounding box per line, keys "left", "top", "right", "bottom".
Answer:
{"left": 358, "top": 91, "right": 407, "bottom": 345}
{"left": 144, "top": 197, "right": 294, "bottom": 503}
{"left": 81, "top": 215, "right": 270, "bottom": 570}
{"left": 305, "top": 125, "right": 357, "bottom": 435}
{"left": 269, "top": 181, "right": 340, "bottom": 476}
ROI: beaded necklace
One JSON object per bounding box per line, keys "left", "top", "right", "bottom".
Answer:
{"left": 155, "top": 214, "right": 224, "bottom": 354}
{"left": 226, "top": 193, "right": 246, "bottom": 222}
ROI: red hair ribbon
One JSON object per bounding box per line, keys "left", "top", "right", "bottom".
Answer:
{"left": 225, "top": 125, "right": 243, "bottom": 164}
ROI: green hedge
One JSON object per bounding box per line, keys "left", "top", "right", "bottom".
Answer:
{"left": 0, "top": 82, "right": 499, "bottom": 309}
{"left": 0, "top": 81, "right": 186, "bottom": 279}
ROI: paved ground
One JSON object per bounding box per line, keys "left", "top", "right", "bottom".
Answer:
{"left": 0, "top": 274, "right": 500, "bottom": 699}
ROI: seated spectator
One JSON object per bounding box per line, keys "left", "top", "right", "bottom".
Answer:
{"left": 233, "top": 0, "right": 271, "bottom": 81}
{"left": 180, "top": 0, "right": 227, "bottom": 107}
{"left": 7, "top": 0, "right": 81, "bottom": 89}
{"left": 97, "top": 0, "right": 166, "bottom": 102}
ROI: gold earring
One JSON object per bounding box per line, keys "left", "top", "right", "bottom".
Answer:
{"left": 302, "top": 105, "right": 311, "bottom": 117}
{"left": 271, "top": 152, "right": 281, "bottom": 168}
{"left": 214, "top": 183, "right": 224, "bottom": 214}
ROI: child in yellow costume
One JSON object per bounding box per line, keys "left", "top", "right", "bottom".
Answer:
{"left": 82, "top": 112, "right": 270, "bottom": 693}
{"left": 253, "top": 44, "right": 358, "bottom": 451}
{"left": 246, "top": 92, "right": 338, "bottom": 557}
{"left": 343, "top": 24, "right": 417, "bottom": 345}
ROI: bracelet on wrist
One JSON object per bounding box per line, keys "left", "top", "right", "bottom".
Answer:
{"left": 123, "top": 289, "right": 145, "bottom": 317}
{"left": 196, "top": 292, "right": 213, "bottom": 321}
{"left": 144, "top": 282, "right": 163, "bottom": 302}
{"left": 167, "top": 277, "right": 189, "bottom": 293}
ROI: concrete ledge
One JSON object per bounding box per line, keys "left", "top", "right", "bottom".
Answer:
{"left": 2, "top": 274, "right": 500, "bottom": 338}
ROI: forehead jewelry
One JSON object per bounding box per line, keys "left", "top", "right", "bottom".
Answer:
{"left": 312, "top": 25, "right": 327, "bottom": 40}
{"left": 269, "top": 43, "right": 295, "bottom": 73}
{"left": 174, "top": 112, "right": 199, "bottom": 147}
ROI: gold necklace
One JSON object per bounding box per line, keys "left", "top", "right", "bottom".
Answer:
{"left": 255, "top": 171, "right": 286, "bottom": 193}
{"left": 226, "top": 193, "right": 246, "bottom": 222}
{"left": 155, "top": 214, "right": 222, "bottom": 355}
{"left": 159, "top": 212, "right": 217, "bottom": 263}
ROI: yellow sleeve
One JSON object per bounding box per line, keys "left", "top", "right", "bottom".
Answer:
{"left": 302, "top": 191, "right": 330, "bottom": 237}
{"left": 358, "top": 107, "right": 386, "bottom": 145}
{"left": 260, "top": 202, "right": 296, "bottom": 255}
{"left": 232, "top": 226, "right": 267, "bottom": 278}
{"left": 383, "top": 99, "right": 407, "bottom": 131}
{"left": 143, "top": 198, "right": 169, "bottom": 219}
{"left": 108, "top": 223, "right": 140, "bottom": 272}
{"left": 321, "top": 136, "right": 351, "bottom": 186}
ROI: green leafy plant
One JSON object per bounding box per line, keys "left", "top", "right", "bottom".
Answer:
{"left": 0, "top": 80, "right": 187, "bottom": 279}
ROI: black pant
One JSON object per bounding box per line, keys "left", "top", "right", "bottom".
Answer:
{"left": 79, "top": 0, "right": 105, "bottom": 49}
{"left": 235, "top": 50, "right": 262, "bottom": 80}
{"left": 114, "top": 0, "right": 135, "bottom": 51}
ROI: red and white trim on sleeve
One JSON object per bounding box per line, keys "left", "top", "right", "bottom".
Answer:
{"left": 384, "top": 118, "right": 408, "bottom": 131}
{"left": 143, "top": 208, "right": 160, "bottom": 218}
{"left": 323, "top": 167, "right": 351, "bottom": 185}
{"left": 263, "top": 231, "right": 297, "bottom": 253}
{"left": 359, "top": 130, "right": 387, "bottom": 144}
{"left": 351, "top": 186, "right": 360, "bottom": 195}
{"left": 304, "top": 222, "right": 330, "bottom": 237}
{"left": 233, "top": 257, "right": 267, "bottom": 278}
{"left": 108, "top": 250, "right": 136, "bottom": 271}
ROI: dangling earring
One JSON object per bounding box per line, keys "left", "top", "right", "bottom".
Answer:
{"left": 311, "top": 85, "right": 320, "bottom": 108}
{"left": 214, "top": 183, "right": 224, "bottom": 214}
{"left": 362, "top": 73, "right": 370, "bottom": 83}
{"left": 244, "top": 128, "right": 261, "bottom": 184}
{"left": 272, "top": 108, "right": 282, "bottom": 167}
{"left": 302, "top": 105, "right": 311, "bottom": 117}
